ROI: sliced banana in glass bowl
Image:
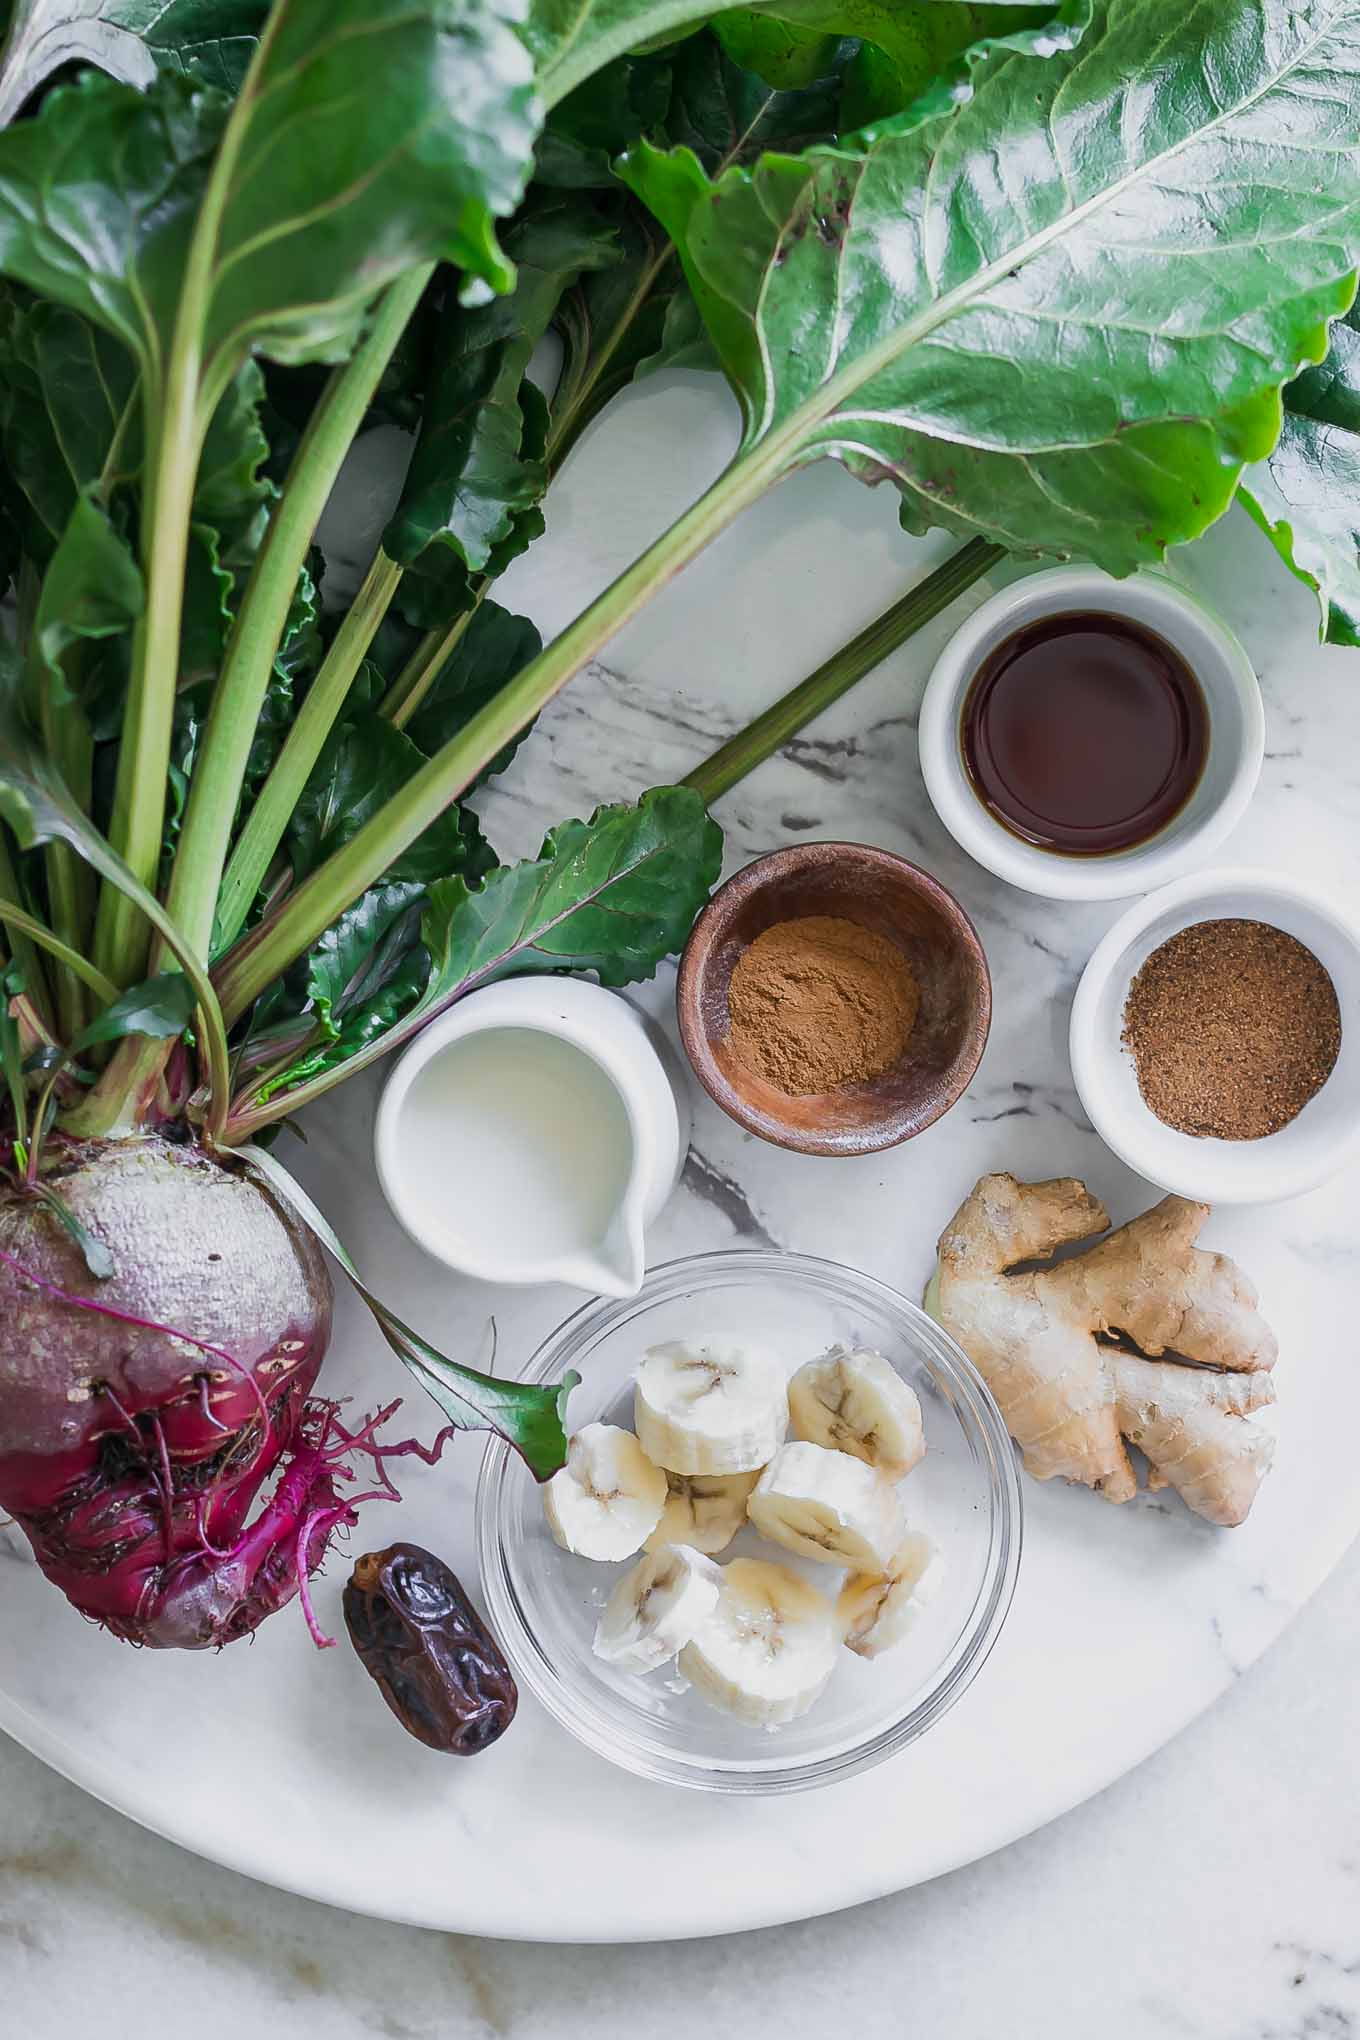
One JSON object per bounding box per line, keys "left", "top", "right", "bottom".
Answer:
{"left": 476, "top": 1249, "right": 1021, "bottom": 1795}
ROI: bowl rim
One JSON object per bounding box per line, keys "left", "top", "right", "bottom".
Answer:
{"left": 918, "top": 565, "right": 1266, "bottom": 902}
{"left": 476, "top": 1247, "right": 1024, "bottom": 1795}
{"left": 675, "top": 841, "right": 993, "bottom": 1157}
{"left": 1070, "top": 866, "right": 1360, "bottom": 1203}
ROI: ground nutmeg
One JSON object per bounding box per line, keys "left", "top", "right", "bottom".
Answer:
{"left": 1121, "top": 917, "right": 1340, "bottom": 1140}
{"left": 726, "top": 915, "right": 920, "bottom": 1096}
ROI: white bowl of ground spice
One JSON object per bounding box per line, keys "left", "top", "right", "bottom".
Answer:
{"left": 1071, "top": 869, "right": 1360, "bottom": 1203}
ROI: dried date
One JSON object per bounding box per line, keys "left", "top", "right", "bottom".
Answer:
{"left": 343, "top": 1543, "right": 517, "bottom": 1755}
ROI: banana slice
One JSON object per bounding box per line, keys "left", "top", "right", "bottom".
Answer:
{"left": 593, "top": 1543, "right": 723, "bottom": 1673}
{"left": 679, "top": 1558, "right": 838, "bottom": 1726}
{"left": 748, "top": 1440, "right": 904, "bottom": 1573}
{"left": 788, "top": 1347, "right": 925, "bottom": 1476}
{"left": 838, "top": 1530, "right": 938, "bottom": 1658}
{"left": 542, "top": 1423, "right": 667, "bottom": 1561}
{"left": 645, "top": 1469, "right": 760, "bottom": 1555}
{"left": 633, "top": 1339, "right": 788, "bottom": 1475}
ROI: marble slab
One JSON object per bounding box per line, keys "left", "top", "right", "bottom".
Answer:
{"left": 2, "top": 1538, "right": 1356, "bottom": 2036}
{"left": 0, "top": 369, "right": 1357, "bottom": 1943}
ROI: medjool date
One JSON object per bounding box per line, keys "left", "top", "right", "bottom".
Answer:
{"left": 343, "top": 1543, "right": 517, "bottom": 1754}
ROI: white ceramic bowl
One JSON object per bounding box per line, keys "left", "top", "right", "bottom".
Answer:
{"left": 919, "top": 567, "right": 1264, "bottom": 900}
{"left": 1070, "top": 869, "right": 1360, "bottom": 1203}
{"left": 478, "top": 1251, "right": 1022, "bottom": 1794}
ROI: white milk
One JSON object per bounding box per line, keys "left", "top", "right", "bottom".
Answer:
{"left": 374, "top": 978, "right": 692, "bottom": 1296}
{"left": 400, "top": 1028, "right": 634, "bottom": 1271}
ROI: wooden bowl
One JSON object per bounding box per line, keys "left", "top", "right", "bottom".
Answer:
{"left": 676, "top": 843, "right": 992, "bottom": 1156}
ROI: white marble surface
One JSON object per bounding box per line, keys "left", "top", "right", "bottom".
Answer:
{"left": 1, "top": 1543, "right": 1357, "bottom": 2035}
{"left": 3, "top": 370, "right": 1360, "bottom": 1994}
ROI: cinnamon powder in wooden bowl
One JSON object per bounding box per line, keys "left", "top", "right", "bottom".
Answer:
{"left": 676, "top": 843, "right": 991, "bottom": 1157}
{"left": 726, "top": 916, "right": 921, "bottom": 1095}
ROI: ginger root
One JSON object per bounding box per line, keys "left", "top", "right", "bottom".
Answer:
{"left": 927, "top": 1174, "right": 1277, "bottom": 1527}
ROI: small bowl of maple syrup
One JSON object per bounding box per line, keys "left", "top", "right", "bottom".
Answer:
{"left": 919, "top": 567, "right": 1264, "bottom": 901}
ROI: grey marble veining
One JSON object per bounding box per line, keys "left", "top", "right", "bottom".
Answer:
{"left": 1, "top": 1541, "right": 1357, "bottom": 2037}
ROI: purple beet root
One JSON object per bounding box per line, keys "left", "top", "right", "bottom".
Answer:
{"left": 0, "top": 1135, "right": 346, "bottom": 1648}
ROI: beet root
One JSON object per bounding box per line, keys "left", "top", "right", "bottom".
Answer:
{"left": 0, "top": 1135, "right": 340, "bottom": 1647}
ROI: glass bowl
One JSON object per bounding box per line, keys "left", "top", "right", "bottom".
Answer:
{"left": 476, "top": 1250, "right": 1022, "bottom": 1794}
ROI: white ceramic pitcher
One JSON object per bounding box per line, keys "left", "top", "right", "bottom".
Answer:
{"left": 374, "top": 977, "right": 691, "bottom": 1297}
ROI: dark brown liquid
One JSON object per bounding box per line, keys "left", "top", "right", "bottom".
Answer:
{"left": 960, "top": 612, "right": 1208, "bottom": 857}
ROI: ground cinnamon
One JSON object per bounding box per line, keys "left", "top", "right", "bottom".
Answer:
{"left": 1121, "top": 918, "right": 1340, "bottom": 1140}
{"left": 726, "top": 915, "right": 920, "bottom": 1096}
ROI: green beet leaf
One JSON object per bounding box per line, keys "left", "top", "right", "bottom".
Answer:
{"left": 0, "top": 0, "right": 268, "bottom": 125}
{"left": 545, "top": 25, "right": 862, "bottom": 461}
{"left": 709, "top": 17, "right": 856, "bottom": 93}
{"left": 133, "top": 0, "right": 268, "bottom": 91}
{"left": 70, "top": 968, "right": 199, "bottom": 1052}
{"left": 525, "top": 0, "right": 857, "bottom": 107}
{"left": 384, "top": 191, "right": 620, "bottom": 575}
{"left": 0, "top": 297, "right": 273, "bottom": 574}
{"left": 208, "top": 0, "right": 541, "bottom": 362}
{"left": 123, "top": 0, "right": 268, "bottom": 93}
{"left": 524, "top": 0, "right": 713, "bottom": 105}
{"left": 0, "top": 0, "right": 541, "bottom": 413}
{"left": 525, "top": 0, "right": 1086, "bottom": 110}
{"left": 536, "top": 46, "right": 673, "bottom": 184}
{"left": 1239, "top": 307, "right": 1360, "bottom": 648}
{"left": 419, "top": 784, "right": 722, "bottom": 995}
{"left": 391, "top": 504, "right": 548, "bottom": 630}
{"left": 302, "top": 884, "right": 428, "bottom": 1045}
{"left": 741, "top": 0, "right": 1092, "bottom": 132}
{"left": 286, "top": 713, "right": 495, "bottom": 890}
{"left": 29, "top": 491, "right": 144, "bottom": 698}
{"left": 0, "top": 2, "right": 157, "bottom": 124}
{"left": 0, "top": 72, "right": 224, "bottom": 388}
{"left": 399, "top": 598, "right": 543, "bottom": 784}
{"left": 0, "top": 299, "right": 139, "bottom": 558}
{"left": 241, "top": 1141, "right": 575, "bottom": 1480}
{"left": 620, "top": 1, "right": 1360, "bottom": 572}
{"left": 225, "top": 786, "right": 723, "bottom": 1133}
{"left": 665, "top": 21, "right": 853, "bottom": 162}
